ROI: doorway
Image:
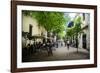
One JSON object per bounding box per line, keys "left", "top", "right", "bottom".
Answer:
{"left": 82, "top": 34, "right": 87, "bottom": 49}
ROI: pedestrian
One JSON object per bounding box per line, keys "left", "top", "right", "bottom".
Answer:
{"left": 47, "top": 40, "right": 53, "bottom": 56}
{"left": 27, "top": 44, "right": 31, "bottom": 56}
{"left": 67, "top": 40, "right": 70, "bottom": 50}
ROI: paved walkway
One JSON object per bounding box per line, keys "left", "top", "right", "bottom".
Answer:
{"left": 22, "top": 46, "right": 90, "bottom": 62}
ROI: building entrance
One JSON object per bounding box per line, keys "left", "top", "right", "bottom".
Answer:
{"left": 82, "top": 34, "right": 87, "bottom": 49}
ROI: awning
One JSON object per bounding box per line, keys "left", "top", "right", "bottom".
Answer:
{"left": 29, "top": 35, "right": 44, "bottom": 39}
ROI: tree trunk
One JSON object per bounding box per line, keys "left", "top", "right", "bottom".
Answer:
{"left": 76, "top": 35, "right": 78, "bottom": 53}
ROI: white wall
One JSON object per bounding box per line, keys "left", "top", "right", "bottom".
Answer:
{"left": 22, "top": 14, "right": 47, "bottom": 37}
{"left": 0, "top": 0, "right": 100, "bottom": 73}
{"left": 22, "top": 14, "right": 40, "bottom": 36}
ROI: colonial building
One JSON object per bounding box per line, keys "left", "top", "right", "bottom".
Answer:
{"left": 78, "top": 13, "right": 90, "bottom": 50}
{"left": 22, "top": 14, "right": 47, "bottom": 48}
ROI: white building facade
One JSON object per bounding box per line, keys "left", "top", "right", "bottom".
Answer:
{"left": 78, "top": 13, "right": 90, "bottom": 50}
{"left": 22, "top": 14, "right": 47, "bottom": 48}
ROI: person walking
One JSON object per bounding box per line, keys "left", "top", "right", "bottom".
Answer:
{"left": 67, "top": 40, "right": 70, "bottom": 50}
{"left": 47, "top": 40, "right": 53, "bottom": 56}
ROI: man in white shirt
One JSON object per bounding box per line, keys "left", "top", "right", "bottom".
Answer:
{"left": 67, "top": 40, "right": 70, "bottom": 50}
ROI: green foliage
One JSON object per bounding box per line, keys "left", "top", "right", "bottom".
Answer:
{"left": 58, "top": 31, "right": 66, "bottom": 39}
{"left": 66, "top": 15, "right": 82, "bottom": 38}
{"left": 34, "top": 12, "right": 66, "bottom": 32}
{"left": 66, "top": 28, "right": 74, "bottom": 37}
{"left": 23, "top": 11, "right": 85, "bottom": 39}
{"left": 23, "top": 10, "right": 68, "bottom": 38}
{"left": 74, "top": 16, "right": 82, "bottom": 24}
{"left": 74, "top": 16, "right": 82, "bottom": 35}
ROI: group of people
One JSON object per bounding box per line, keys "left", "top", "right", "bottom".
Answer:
{"left": 22, "top": 39, "right": 54, "bottom": 57}
{"left": 22, "top": 36, "right": 71, "bottom": 58}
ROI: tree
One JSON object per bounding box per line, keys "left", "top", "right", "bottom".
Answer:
{"left": 23, "top": 11, "right": 67, "bottom": 38}
{"left": 66, "top": 14, "right": 83, "bottom": 52}
{"left": 73, "top": 15, "right": 83, "bottom": 52}
{"left": 34, "top": 12, "right": 66, "bottom": 32}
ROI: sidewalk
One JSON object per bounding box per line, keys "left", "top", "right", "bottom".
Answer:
{"left": 22, "top": 46, "right": 90, "bottom": 62}
{"left": 63, "top": 46, "right": 89, "bottom": 54}
{"left": 43, "top": 46, "right": 89, "bottom": 61}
